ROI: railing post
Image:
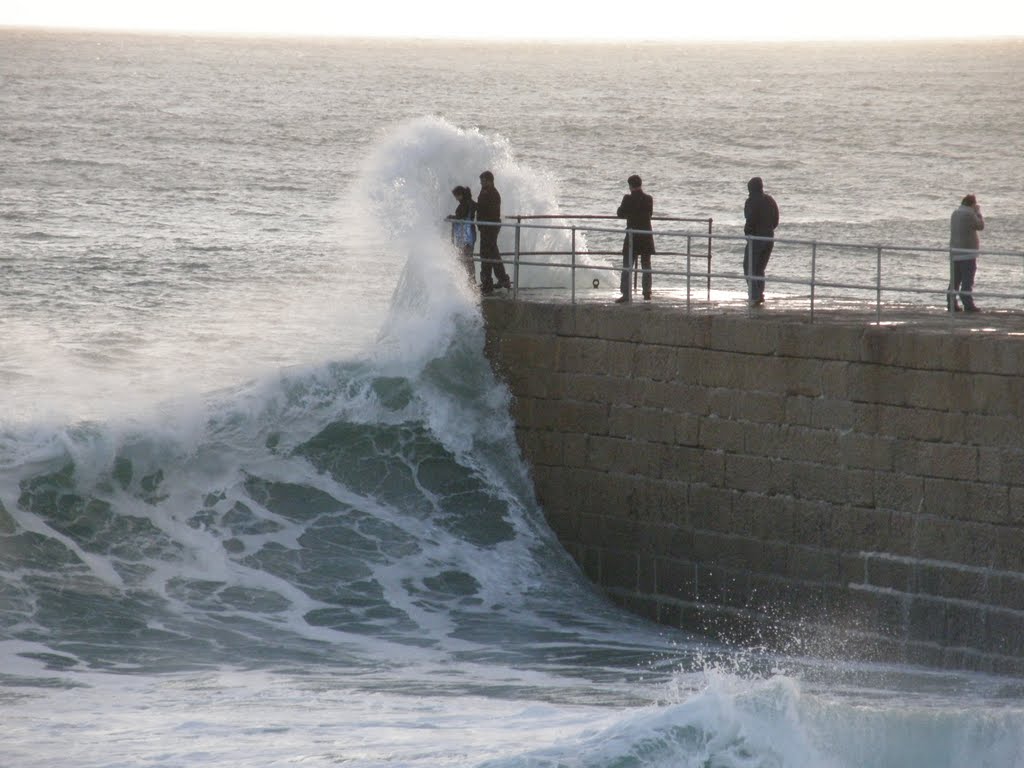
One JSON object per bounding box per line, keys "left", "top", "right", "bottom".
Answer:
{"left": 627, "top": 230, "right": 635, "bottom": 301}
{"left": 876, "top": 245, "right": 883, "bottom": 324}
{"left": 810, "top": 241, "right": 817, "bottom": 322}
{"left": 686, "top": 234, "right": 692, "bottom": 313}
{"left": 513, "top": 216, "right": 521, "bottom": 300}
{"left": 948, "top": 249, "right": 955, "bottom": 318}
{"left": 743, "top": 236, "right": 750, "bottom": 307}
{"left": 571, "top": 225, "right": 577, "bottom": 305}
{"left": 707, "top": 217, "right": 713, "bottom": 301}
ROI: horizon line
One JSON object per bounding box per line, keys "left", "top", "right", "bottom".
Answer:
{"left": 3, "top": 23, "right": 1023, "bottom": 46}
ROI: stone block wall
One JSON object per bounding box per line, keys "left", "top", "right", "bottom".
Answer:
{"left": 482, "top": 300, "right": 1024, "bottom": 674}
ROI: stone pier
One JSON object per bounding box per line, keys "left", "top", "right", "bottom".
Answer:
{"left": 483, "top": 299, "right": 1024, "bottom": 675}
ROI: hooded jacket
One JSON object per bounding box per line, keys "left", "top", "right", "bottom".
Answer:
{"left": 744, "top": 177, "right": 780, "bottom": 239}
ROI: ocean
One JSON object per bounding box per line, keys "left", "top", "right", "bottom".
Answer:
{"left": 2, "top": 28, "right": 1024, "bottom": 767}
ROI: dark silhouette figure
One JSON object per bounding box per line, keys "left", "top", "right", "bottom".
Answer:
{"left": 477, "top": 170, "right": 511, "bottom": 295}
{"left": 743, "top": 176, "right": 780, "bottom": 306}
{"left": 615, "top": 174, "right": 655, "bottom": 303}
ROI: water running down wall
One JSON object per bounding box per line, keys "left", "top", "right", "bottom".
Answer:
{"left": 483, "top": 300, "right": 1024, "bottom": 675}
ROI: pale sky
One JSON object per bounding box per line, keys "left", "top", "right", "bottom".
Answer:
{"left": 3, "top": 0, "right": 1023, "bottom": 42}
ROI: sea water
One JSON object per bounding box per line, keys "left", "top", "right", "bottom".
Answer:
{"left": 2, "top": 29, "right": 1024, "bottom": 767}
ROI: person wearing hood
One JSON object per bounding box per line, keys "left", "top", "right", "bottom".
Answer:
{"left": 743, "top": 176, "right": 780, "bottom": 307}
{"left": 948, "top": 193, "right": 985, "bottom": 312}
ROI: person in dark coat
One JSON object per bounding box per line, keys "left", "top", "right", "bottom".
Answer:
{"left": 743, "top": 176, "right": 780, "bottom": 306}
{"left": 476, "top": 170, "right": 511, "bottom": 295}
{"left": 615, "top": 174, "right": 655, "bottom": 303}
{"left": 448, "top": 186, "right": 477, "bottom": 283}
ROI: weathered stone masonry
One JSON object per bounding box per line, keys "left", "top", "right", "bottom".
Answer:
{"left": 482, "top": 300, "right": 1024, "bottom": 675}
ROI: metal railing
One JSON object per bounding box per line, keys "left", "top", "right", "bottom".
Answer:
{"left": 511, "top": 214, "right": 714, "bottom": 302}
{"left": 450, "top": 216, "right": 1024, "bottom": 323}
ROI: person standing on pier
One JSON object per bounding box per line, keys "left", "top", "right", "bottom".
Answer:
{"left": 615, "top": 174, "right": 655, "bottom": 303}
{"left": 948, "top": 194, "right": 985, "bottom": 313}
{"left": 477, "top": 170, "right": 512, "bottom": 295}
{"left": 743, "top": 176, "right": 780, "bottom": 307}
{"left": 448, "top": 186, "right": 477, "bottom": 284}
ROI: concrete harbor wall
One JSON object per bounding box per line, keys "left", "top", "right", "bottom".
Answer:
{"left": 482, "top": 300, "right": 1024, "bottom": 674}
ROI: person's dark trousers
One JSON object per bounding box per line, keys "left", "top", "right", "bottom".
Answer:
{"left": 619, "top": 247, "right": 653, "bottom": 299}
{"left": 744, "top": 240, "right": 774, "bottom": 301}
{"left": 950, "top": 258, "right": 978, "bottom": 311}
{"left": 478, "top": 226, "right": 508, "bottom": 291}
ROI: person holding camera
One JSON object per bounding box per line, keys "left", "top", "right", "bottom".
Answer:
{"left": 948, "top": 193, "right": 985, "bottom": 312}
{"left": 615, "top": 174, "right": 655, "bottom": 303}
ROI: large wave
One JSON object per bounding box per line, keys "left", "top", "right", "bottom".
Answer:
{"left": 0, "top": 117, "right": 631, "bottom": 681}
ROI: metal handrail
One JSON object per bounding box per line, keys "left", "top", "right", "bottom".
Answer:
{"left": 514, "top": 213, "right": 714, "bottom": 300}
{"left": 448, "top": 215, "right": 1024, "bottom": 322}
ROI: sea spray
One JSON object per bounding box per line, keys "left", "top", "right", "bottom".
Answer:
{"left": 355, "top": 116, "right": 601, "bottom": 292}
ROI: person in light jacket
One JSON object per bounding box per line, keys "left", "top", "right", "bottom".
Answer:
{"left": 448, "top": 186, "right": 477, "bottom": 284}
{"left": 948, "top": 193, "right": 985, "bottom": 312}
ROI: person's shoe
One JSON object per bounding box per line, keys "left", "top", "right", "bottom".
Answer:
{"left": 749, "top": 297, "right": 764, "bottom": 307}
{"left": 643, "top": 293, "right": 651, "bottom": 301}
{"left": 965, "top": 306, "right": 981, "bottom": 313}
{"left": 498, "top": 276, "right": 512, "bottom": 291}
{"left": 481, "top": 284, "right": 494, "bottom": 296}
{"left": 614, "top": 296, "right": 629, "bottom": 304}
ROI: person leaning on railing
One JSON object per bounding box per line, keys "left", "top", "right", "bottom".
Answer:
{"left": 448, "top": 185, "right": 477, "bottom": 284}
{"left": 948, "top": 193, "right": 985, "bottom": 313}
